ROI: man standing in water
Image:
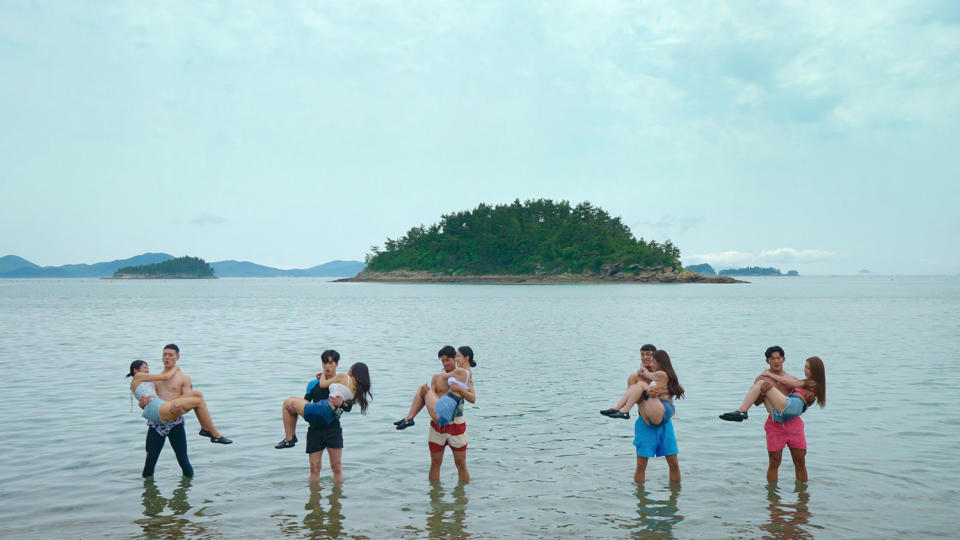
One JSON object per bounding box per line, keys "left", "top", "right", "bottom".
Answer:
{"left": 428, "top": 346, "right": 475, "bottom": 484}
{"left": 720, "top": 346, "right": 808, "bottom": 483}
{"left": 299, "top": 350, "right": 346, "bottom": 483}
{"left": 138, "top": 343, "right": 231, "bottom": 477}
{"left": 631, "top": 344, "right": 681, "bottom": 484}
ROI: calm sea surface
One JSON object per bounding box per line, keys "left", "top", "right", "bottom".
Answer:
{"left": 0, "top": 276, "right": 957, "bottom": 538}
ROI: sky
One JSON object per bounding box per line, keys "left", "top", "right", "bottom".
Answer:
{"left": 1, "top": 1, "right": 958, "bottom": 274}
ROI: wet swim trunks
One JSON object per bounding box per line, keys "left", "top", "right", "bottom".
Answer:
{"left": 765, "top": 415, "right": 806, "bottom": 451}
{"left": 146, "top": 416, "right": 184, "bottom": 437}
{"left": 634, "top": 416, "right": 678, "bottom": 458}
{"left": 429, "top": 415, "right": 467, "bottom": 452}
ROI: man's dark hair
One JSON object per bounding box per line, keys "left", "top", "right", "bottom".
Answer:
{"left": 438, "top": 345, "right": 456, "bottom": 358}
{"left": 765, "top": 345, "right": 785, "bottom": 359}
{"left": 321, "top": 349, "right": 340, "bottom": 363}
{"left": 640, "top": 344, "right": 657, "bottom": 352}
{"left": 164, "top": 343, "right": 180, "bottom": 353}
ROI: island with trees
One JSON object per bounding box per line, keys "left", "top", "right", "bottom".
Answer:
{"left": 340, "top": 199, "right": 740, "bottom": 284}
{"left": 718, "top": 266, "right": 798, "bottom": 277}
{"left": 108, "top": 256, "right": 216, "bottom": 279}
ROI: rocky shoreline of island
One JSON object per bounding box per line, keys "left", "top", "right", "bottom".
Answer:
{"left": 337, "top": 268, "right": 743, "bottom": 284}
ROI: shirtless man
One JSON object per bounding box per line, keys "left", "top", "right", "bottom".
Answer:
{"left": 138, "top": 343, "right": 231, "bottom": 477}
{"left": 719, "top": 346, "right": 808, "bottom": 482}
{"left": 627, "top": 344, "right": 681, "bottom": 484}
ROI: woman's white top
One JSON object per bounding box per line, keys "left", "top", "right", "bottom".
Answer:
{"left": 329, "top": 378, "right": 355, "bottom": 401}
{"left": 133, "top": 381, "right": 157, "bottom": 399}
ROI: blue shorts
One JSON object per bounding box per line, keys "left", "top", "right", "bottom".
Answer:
{"left": 771, "top": 394, "right": 806, "bottom": 423}
{"left": 303, "top": 401, "right": 336, "bottom": 425}
{"left": 634, "top": 416, "right": 678, "bottom": 458}
{"left": 141, "top": 397, "right": 167, "bottom": 424}
{"left": 435, "top": 393, "right": 462, "bottom": 426}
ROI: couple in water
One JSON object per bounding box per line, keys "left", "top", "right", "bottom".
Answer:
{"left": 718, "top": 346, "right": 826, "bottom": 483}
{"left": 394, "top": 345, "right": 477, "bottom": 483}
{"left": 601, "top": 344, "right": 684, "bottom": 483}
{"left": 126, "top": 344, "right": 232, "bottom": 478}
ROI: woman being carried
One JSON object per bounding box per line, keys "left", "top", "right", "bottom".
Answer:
{"left": 277, "top": 362, "right": 372, "bottom": 447}
{"left": 601, "top": 350, "right": 684, "bottom": 426}
{"left": 395, "top": 345, "right": 475, "bottom": 430}
{"left": 720, "top": 356, "right": 826, "bottom": 422}
{"left": 127, "top": 360, "right": 232, "bottom": 444}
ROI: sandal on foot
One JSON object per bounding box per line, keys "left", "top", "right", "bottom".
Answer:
{"left": 600, "top": 409, "right": 618, "bottom": 416}
{"left": 199, "top": 429, "right": 213, "bottom": 438}
{"left": 395, "top": 419, "right": 415, "bottom": 430}
{"left": 608, "top": 411, "right": 630, "bottom": 419}
{"left": 719, "top": 411, "right": 748, "bottom": 422}
{"left": 210, "top": 436, "right": 233, "bottom": 444}
{"left": 274, "top": 436, "right": 297, "bottom": 449}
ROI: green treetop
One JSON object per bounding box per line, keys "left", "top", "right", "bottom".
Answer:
{"left": 114, "top": 256, "right": 215, "bottom": 278}
{"left": 365, "top": 199, "right": 681, "bottom": 275}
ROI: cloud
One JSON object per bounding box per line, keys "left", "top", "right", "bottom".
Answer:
{"left": 190, "top": 212, "right": 225, "bottom": 226}
{"left": 688, "top": 247, "right": 844, "bottom": 268}
{"left": 631, "top": 215, "right": 706, "bottom": 236}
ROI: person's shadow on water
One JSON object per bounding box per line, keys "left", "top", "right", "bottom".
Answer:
{"left": 760, "top": 481, "right": 813, "bottom": 539}
{"left": 629, "top": 484, "right": 683, "bottom": 539}
{"left": 136, "top": 476, "right": 208, "bottom": 539}
{"left": 301, "top": 483, "right": 345, "bottom": 539}
{"left": 426, "top": 482, "right": 470, "bottom": 539}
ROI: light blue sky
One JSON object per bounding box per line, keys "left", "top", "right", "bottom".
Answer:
{"left": 2, "top": 1, "right": 958, "bottom": 274}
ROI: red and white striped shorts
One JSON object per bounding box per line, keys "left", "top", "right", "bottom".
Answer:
{"left": 428, "top": 415, "right": 467, "bottom": 452}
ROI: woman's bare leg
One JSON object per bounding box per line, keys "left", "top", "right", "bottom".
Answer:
{"left": 618, "top": 382, "right": 650, "bottom": 413}
{"left": 424, "top": 389, "right": 441, "bottom": 423}
{"left": 160, "top": 396, "right": 223, "bottom": 438}
{"left": 735, "top": 380, "right": 777, "bottom": 412}
{"left": 280, "top": 396, "right": 303, "bottom": 441}
{"left": 612, "top": 381, "right": 646, "bottom": 410}
{"left": 403, "top": 384, "right": 430, "bottom": 421}
{"left": 762, "top": 387, "right": 789, "bottom": 414}
{"left": 638, "top": 397, "right": 666, "bottom": 426}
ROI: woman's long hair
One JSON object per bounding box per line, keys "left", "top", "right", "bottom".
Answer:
{"left": 458, "top": 345, "right": 476, "bottom": 367}
{"left": 126, "top": 360, "right": 147, "bottom": 377}
{"left": 805, "top": 356, "right": 826, "bottom": 407}
{"left": 349, "top": 362, "right": 372, "bottom": 414}
{"left": 653, "top": 350, "right": 684, "bottom": 399}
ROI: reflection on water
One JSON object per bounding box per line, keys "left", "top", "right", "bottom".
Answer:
{"left": 426, "top": 482, "right": 470, "bottom": 539}
{"left": 301, "top": 483, "right": 345, "bottom": 539}
{"left": 761, "top": 481, "right": 812, "bottom": 539}
{"left": 628, "top": 484, "right": 683, "bottom": 539}
{"left": 136, "top": 477, "right": 210, "bottom": 539}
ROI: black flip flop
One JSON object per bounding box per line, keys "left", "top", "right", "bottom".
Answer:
{"left": 274, "top": 436, "right": 296, "bottom": 449}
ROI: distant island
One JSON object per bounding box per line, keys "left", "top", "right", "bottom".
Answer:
{"left": 0, "top": 253, "right": 365, "bottom": 278}
{"left": 684, "top": 263, "right": 716, "bottom": 276}
{"left": 718, "top": 266, "right": 799, "bottom": 276}
{"left": 341, "top": 199, "right": 739, "bottom": 284}
{"left": 109, "top": 256, "right": 215, "bottom": 279}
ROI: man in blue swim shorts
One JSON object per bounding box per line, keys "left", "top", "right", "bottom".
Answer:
{"left": 631, "top": 345, "right": 681, "bottom": 484}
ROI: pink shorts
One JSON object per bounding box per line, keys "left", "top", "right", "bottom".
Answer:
{"left": 764, "top": 415, "right": 806, "bottom": 452}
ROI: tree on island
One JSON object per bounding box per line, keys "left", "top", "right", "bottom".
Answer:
{"left": 719, "top": 266, "right": 784, "bottom": 276}
{"left": 684, "top": 263, "right": 716, "bottom": 276}
{"left": 365, "top": 199, "right": 681, "bottom": 275}
{"left": 114, "top": 256, "right": 215, "bottom": 278}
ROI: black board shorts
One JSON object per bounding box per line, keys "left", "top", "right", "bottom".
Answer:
{"left": 306, "top": 424, "right": 343, "bottom": 453}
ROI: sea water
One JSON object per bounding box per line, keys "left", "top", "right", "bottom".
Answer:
{"left": 0, "top": 276, "right": 957, "bottom": 538}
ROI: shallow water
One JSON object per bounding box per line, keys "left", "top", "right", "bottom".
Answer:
{"left": 0, "top": 276, "right": 957, "bottom": 538}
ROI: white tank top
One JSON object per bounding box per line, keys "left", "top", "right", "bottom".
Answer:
{"left": 329, "top": 378, "right": 355, "bottom": 401}
{"left": 133, "top": 381, "right": 157, "bottom": 399}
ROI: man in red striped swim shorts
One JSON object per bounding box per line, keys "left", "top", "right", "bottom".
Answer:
{"left": 428, "top": 345, "right": 475, "bottom": 483}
